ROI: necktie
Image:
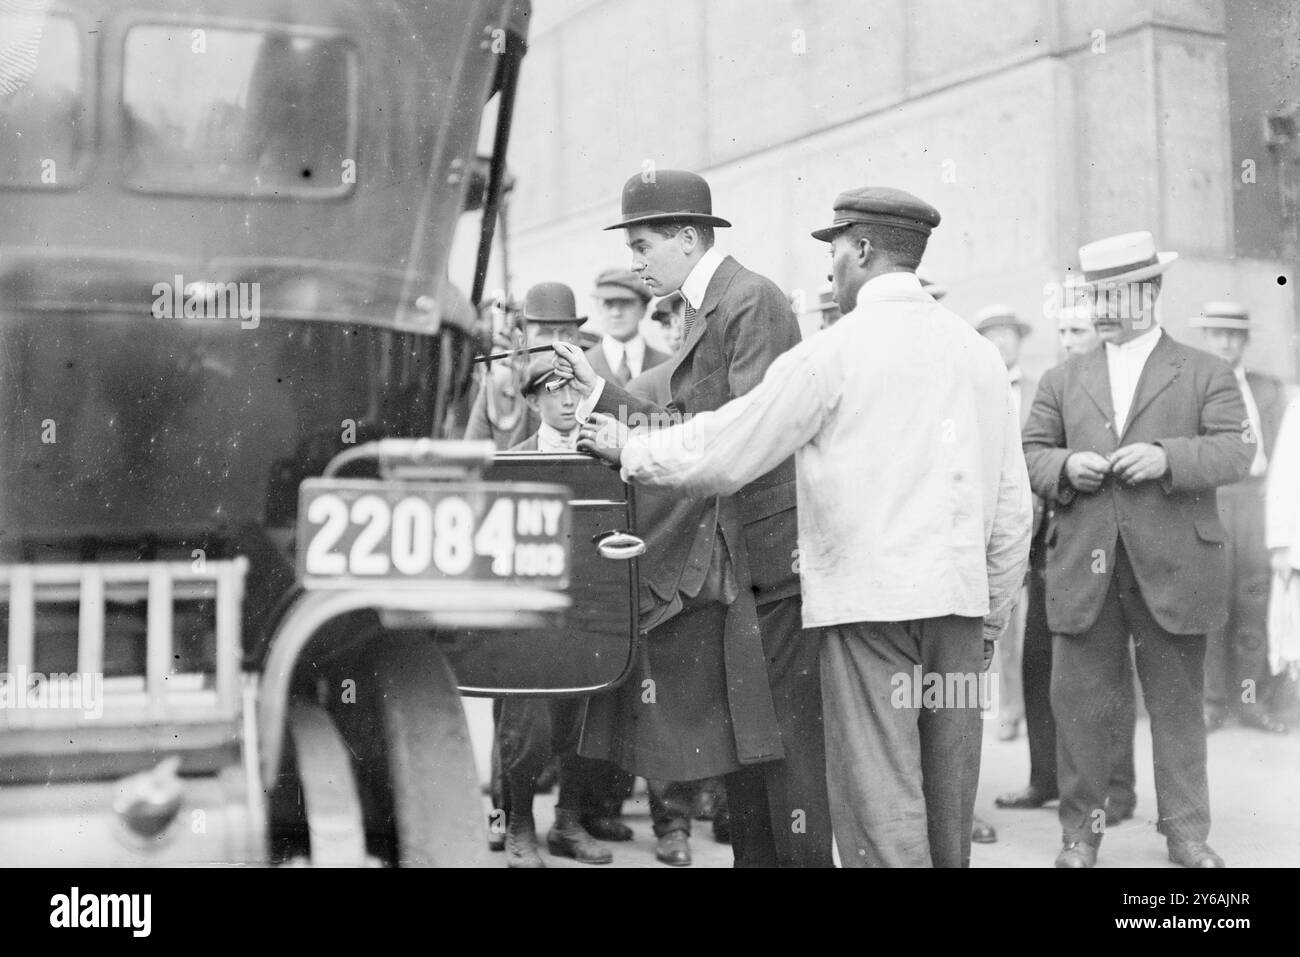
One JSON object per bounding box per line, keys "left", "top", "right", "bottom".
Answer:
{"left": 615, "top": 350, "right": 632, "bottom": 386}
{"left": 682, "top": 302, "right": 698, "bottom": 342}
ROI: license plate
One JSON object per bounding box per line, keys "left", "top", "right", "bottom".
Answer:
{"left": 296, "top": 479, "right": 571, "bottom": 588}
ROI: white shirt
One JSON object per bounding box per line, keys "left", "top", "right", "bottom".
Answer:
{"left": 578, "top": 246, "right": 726, "bottom": 419}
{"left": 1234, "top": 366, "right": 1269, "bottom": 477}
{"left": 601, "top": 334, "right": 647, "bottom": 381}
{"left": 536, "top": 422, "right": 578, "bottom": 452}
{"left": 617, "top": 271, "right": 1033, "bottom": 636}
{"left": 1104, "top": 325, "right": 1163, "bottom": 435}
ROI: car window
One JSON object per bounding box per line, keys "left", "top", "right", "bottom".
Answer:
{"left": 0, "top": 10, "right": 88, "bottom": 188}
{"left": 121, "top": 24, "right": 357, "bottom": 197}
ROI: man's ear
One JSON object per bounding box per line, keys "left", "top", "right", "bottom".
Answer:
{"left": 856, "top": 237, "right": 873, "bottom": 269}
{"left": 680, "top": 226, "right": 700, "bottom": 256}
{"left": 523, "top": 393, "right": 541, "bottom": 413}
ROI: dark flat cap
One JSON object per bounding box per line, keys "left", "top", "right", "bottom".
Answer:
{"left": 811, "top": 187, "right": 941, "bottom": 242}
{"left": 604, "top": 169, "right": 732, "bottom": 231}
{"left": 521, "top": 354, "right": 562, "bottom": 397}
{"left": 593, "top": 268, "right": 652, "bottom": 303}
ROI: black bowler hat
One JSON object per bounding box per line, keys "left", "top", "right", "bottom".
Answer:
{"left": 603, "top": 169, "right": 732, "bottom": 231}
{"left": 811, "top": 186, "right": 941, "bottom": 242}
{"left": 522, "top": 282, "right": 585, "bottom": 324}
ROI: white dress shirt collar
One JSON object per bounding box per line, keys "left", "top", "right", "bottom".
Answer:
{"left": 601, "top": 334, "right": 647, "bottom": 379}
{"left": 679, "top": 245, "right": 726, "bottom": 311}
{"left": 1104, "top": 324, "right": 1162, "bottom": 435}
{"left": 536, "top": 422, "right": 578, "bottom": 452}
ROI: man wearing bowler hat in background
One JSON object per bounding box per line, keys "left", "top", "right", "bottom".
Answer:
{"left": 572, "top": 185, "right": 1033, "bottom": 867}
{"left": 555, "top": 168, "right": 832, "bottom": 867}
{"left": 1023, "top": 231, "right": 1253, "bottom": 868}
{"left": 1192, "top": 301, "right": 1292, "bottom": 735}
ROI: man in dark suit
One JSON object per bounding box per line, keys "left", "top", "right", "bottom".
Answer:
{"left": 1192, "top": 302, "right": 1292, "bottom": 734}
{"left": 558, "top": 169, "right": 832, "bottom": 867}
{"left": 1023, "top": 231, "right": 1254, "bottom": 869}
{"left": 586, "top": 268, "right": 672, "bottom": 386}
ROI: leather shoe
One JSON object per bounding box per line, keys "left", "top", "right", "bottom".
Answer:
{"left": 583, "top": 815, "right": 634, "bottom": 842}
{"left": 655, "top": 829, "right": 692, "bottom": 866}
{"left": 971, "top": 816, "right": 997, "bottom": 843}
{"left": 505, "top": 815, "right": 544, "bottom": 868}
{"left": 995, "top": 784, "right": 1057, "bottom": 809}
{"left": 1168, "top": 839, "right": 1225, "bottom": 868}
{"left": 1105, "top": 799, "right": 1135, "bottom": 827}
{"left": 1054, "top": 841, "right": 1097, "bottom": 868}
{"left": 1237, "top": 709, "right": 1288, "bottom": 734}
{"left": 546, "top": 808, "right": 612, "bottom": 864}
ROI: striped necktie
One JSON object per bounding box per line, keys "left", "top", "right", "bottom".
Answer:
{"left": 682, "top": 301, "right": 698, "bottom": 342}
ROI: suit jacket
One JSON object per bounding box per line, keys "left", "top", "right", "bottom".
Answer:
{"left": 1022, "top": 331, "right": 1253, "bottom": 635}
{"left": 587, "top": 339, "right": 671, "bottom": 388}
{"left": 592, "top": 255, "right": 803, "bottom": 605}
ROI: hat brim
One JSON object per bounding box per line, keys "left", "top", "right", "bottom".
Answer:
{"left": 592, "top": 283, "right": 651, "bottom": 303}
{"left": 1188, "top": 316, "right": 1250, "bottom": 331}
{"left": 1078, "top": 251, "right": 1179, "bottom": 287}
{"left": 603, "top": 212, "right": 732, "bottom": 231}
{"left": 810, "top": 222, "right": 850, "bottom": 243}
{"left": 978, "top": 318, "right": 1033, "bottom": 338}
{"left": 522, "top": 313, "right": 587, "bottom": 324}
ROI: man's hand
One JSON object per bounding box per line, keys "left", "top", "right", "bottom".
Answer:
{"left": 982, "top": 639, "right": 996, "bottom": 673}
{"left": 577, "top": 412, "right": 629, "bottom": 467}
{"left": 1109, "top": 443, "right": 1168, "bottom": 485}
{"left": 1271, "top": 547, "right": 1294, "bottom": 576}
{"left": 1064, "top": 451, "right": 1111, "bottom": 493}
{"left": 551, "top": 341, "right": 599, "bottom": 397}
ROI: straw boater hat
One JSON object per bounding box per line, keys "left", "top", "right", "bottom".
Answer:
{"left": 975, "top": 304, "right": 1032, "bottom": 338}
{"left": 604, "top": 170, "right": 732, "bottom": 231}
{"left": 1188, "top": 301, "right": 1251, "bottom": 332}
{"left": 1076, "top": 231, "right": 1178, "bottom": 286}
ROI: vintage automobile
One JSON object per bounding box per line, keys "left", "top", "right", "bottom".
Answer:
{"left": 0, "top": 0, "right": 641, "bottom": 866}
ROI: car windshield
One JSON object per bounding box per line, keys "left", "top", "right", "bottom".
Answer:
{"left": 121, "top": 24, "right": 356, "bottom": 197}
{"left": 0, "top": 10, "right": 87, "bottom": 188}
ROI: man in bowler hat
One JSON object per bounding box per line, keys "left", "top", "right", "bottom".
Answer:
{"left": 573, "top": 185, "right": 1033, "bottom": 867}
{"left": 556, "top": 168, "right": 832, "bottom": 867}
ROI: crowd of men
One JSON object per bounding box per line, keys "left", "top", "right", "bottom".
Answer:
{"left": 464, "top": 167, "right": 1300, "bottom": 868}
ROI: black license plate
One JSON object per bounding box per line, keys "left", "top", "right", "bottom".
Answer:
{"left": 296, "top": 479, "right": 571, "bottom": 588}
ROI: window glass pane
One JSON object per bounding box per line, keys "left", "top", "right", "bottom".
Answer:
{"left": 122, "top": 24, "right": 355, "bottom": 196}
{"left": 0, "top": 10, "right": 86, "bottom": 187}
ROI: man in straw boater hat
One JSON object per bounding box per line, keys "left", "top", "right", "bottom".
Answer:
{"left": 1190, "top": 301, "right": 1292, "bottom": 735}
{"left": 1023, "top": 231, "right": 1254, "bottom": 868}
{"left": 552, "top": 168, "right": 833, "bottom": 867}
{"left": 572, "top": 185, "right": 1033, "bottom": 867}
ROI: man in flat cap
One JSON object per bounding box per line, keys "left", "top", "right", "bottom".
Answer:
{"left": 1192, "top": 302, "right": 1292, "bottom": 734}
{"left": 588, "top": 268, "right": 672, "bottom": 386}
{"left": 1023, "top": 232, "right": 1253, "bottom": 868}
{"left": 573, "top": 185, "right": 1033, "bottom": 868}
{"left": 555, "top": 168, "right": 831, "bottom": 867}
